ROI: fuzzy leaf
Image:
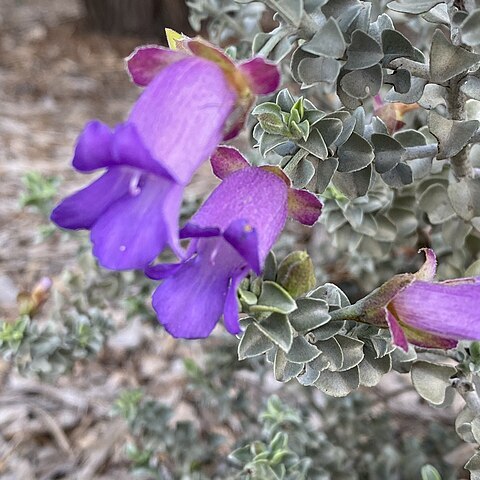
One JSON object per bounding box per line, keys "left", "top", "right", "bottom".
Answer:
{"left": 315, "top": 367, "right": 360, "bottom": 397}
{"left": 298, "top": 129, "right": 328, "bottom": 159}
{"left": 252, "top": 281, "right": 297, "bottom": 315}
{"left": 285, "top": 336, "right": 320, "bottom": 363}
{"left": 461, "top": 9, "right": 480, "bottom": 46}
{"left": 315, "top": 157, "right": 338, "bottom": 193}
{"left": 358, "top": 346, "right": 392, "bottom": 387}
{"left": 289, "top": 298, "right": 330, "bottom": 332}
{"left": 309, "top": 283, "right": 350, "bottom": 308}
{"left": 289, "top": 158, "right": 316, "bottom": 188}
{"left": 312, "top": 322, "right": 345, "bottom": 341}
{"left": 333, "top": 165, "right": 373, "bottom": 199}
{"left": 344, "top": 30, "right": 383, "bottom": 70}
{"left": 255, "top": 313, "right": 293, "bottom": 352}
{"left": 411, "top": 361, "right": 456, "bottom": 406}
{"left": 317, "top": 336, "right": 344, "bottom": 370}
{"left": 387, "top": 0, "right": 444, "bottom": 15}
{"left": 381, "top": 29, "right": 415, "bottom": 64}
{"left": 302, "top": 17, "right": 346, "bottom": 58}
{"left": 384, "top": 68, "right": 411, "bottom": 94}
{"left": 448, "top": 178, "right": 480, "bottom": 221}
{"left": 461, "top": 74, "right": 480, "bottom": 101}
{"left": 371, "top": 133, "right": 406, "bottom": 174}
{"left": 385, "top": 77, "right": 427, "bottom": 104}
{"left": 238, "top": 324, "right": 272, "bottom": 360}
{"left": 430, "top": 29, "right": 480, "bottom": 84}
{"left": 381, "top": 163, "right": 413, "bottom": 188}
{"left": 298, "top": 56, "right": 341, "bottom": 87}
{"left": 340, "top": 65, "right": 382, "bottom": 99}
{"left": 418, "top": 184, "right": 455, "bottom": 225}
{"left": 315, "top": 118, "right": 343, "bottom": 147}
{"left": 274, "top": 348, "right": 304, "bottom": 381}
{"left": 429, "top": 110, "right": 479, "bottom": 159}
{"left": 335, "top": 335, "right": 365, "bottom": 371}
{"left": 337, "top": 132, "right": 374, "bottom": 173}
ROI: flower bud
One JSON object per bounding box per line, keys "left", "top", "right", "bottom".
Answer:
{"left": 276, "top": 251, "right": 315, "bottom": 298}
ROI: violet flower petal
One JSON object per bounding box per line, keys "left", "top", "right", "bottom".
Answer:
{"left": 151, "top": 167, "right": 289, "bottom": 339}
{"left": 179, "top": 223, "right": 221, "bottom": 239}
{"left": 126, "top": 45, "right": 187, "bottom": 87}
{"left": 51, "top": 168, "right": 131, "bottom": 229}
{"left": 152, "top": 253, "right": 230, "bottom": 338}
{"left": 210, "top": 146, "right": 249, "bottom": 180}
{"left": 145, "top": 262, "right": 183, "bottom": 280}
{"left": 72, "top": 121, "right": 112, "bottom": 172}
{"left": 90, "top": 175, "right": 177, "bottom": 270}
{"left": 189, "top": 167, "right": 288, "bottom": 264}
{"left": 72, "top": 121, "right": 172, "bottom": 178}
{"left": 287, "top": 189, "right": 323, "bottom": 226}
{"left": 392, "top": 279, "right": 480, "bottom": 341}
{"left": 112, "top": 123, "right": 173, "bottom": 178}
{"left": 224, "top": 219, "right": 261, "bottom": 274}
{"left": 223, "top": 269, "right": 249, "bottom": 334}
{"left": 238, "top": 57, "right": 281, "bottom": 94}
{"left": 129, "top": 57, "right": 236, "bottom": 185}
{"left": 386, "top": 309, "right": 409, "bottom": 351}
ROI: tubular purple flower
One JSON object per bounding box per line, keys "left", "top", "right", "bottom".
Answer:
{"left": 344, "top": 249, "right": 480, "bottom": 350}
{"left": 148, "top": 148, "right": 323, "bottom": 339}
{"left": 386, "top": 249, "right": 480, "bottom": 350}
{"left": 51, "top": 56, "right": 237, "bottom": 270}
{"left": 126, "top": 32, "right": 281, "bottom": 139}
{"left": 148, "top": 167, "right": 289, "bottom": 339}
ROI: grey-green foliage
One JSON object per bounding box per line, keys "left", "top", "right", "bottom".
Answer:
{"left": 0, "top": 310, "right": 111, "bottom": 378}
{"left": 187, "top": 0, "right": 264, "bottom": 47}
{"left": 113, "top": 390, "right": 224, "bottom": 480}
{"left": 238, "top": 251, "right": 396, "bottom": 397}
{"left": 20, "top": 171, "right": 60, "bottom": 238}
{"left": 244, "top": 0, "right": 480, "bottom": 280}
{"left": 252, "top": 89, "right": 421, "bottom": 203}
{"left": 20, "top": 171, "right": 59, "bottom": 216}
{"left": 182, "top": 339, "right": 254, "bottom": 421}
{"left": 230, "top": 394, "right": 460, "bottom": 480}
{"left": 0, "top": 251, "right": 155, "bottom": 379}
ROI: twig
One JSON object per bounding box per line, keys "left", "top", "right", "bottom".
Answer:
{"left": 448, "top": 74, "right": 474, "bottom": 178}
{"left": 27, "top": 403, "right": 74, "bottom": 457}
{"left": 452, "top": 377, "right": 480, "bottom": 416}
{"left": 0, "top": 359, "right": 14, "bottom": 391}
{"left": 402, "top": 143, "right": 438, "bottom": 161}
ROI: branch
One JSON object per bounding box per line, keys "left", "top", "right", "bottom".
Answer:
{"left": 452, "top": 377, "right": 480, "bottom": 416}
{"left": 448, "top": 74, "right": 474, "bottom": 178}
{"left": 402, "top": 143, "right": 438, "bottom": 161}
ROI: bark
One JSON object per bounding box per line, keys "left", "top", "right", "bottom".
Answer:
{"left": 81, "top": 0, "right": 191, "bottom": 37}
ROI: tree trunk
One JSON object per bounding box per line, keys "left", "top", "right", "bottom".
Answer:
{"left": 81, "top": 0, "right": 191, "bottom": 38}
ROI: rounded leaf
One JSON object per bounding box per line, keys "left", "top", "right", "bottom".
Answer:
{"left": 411, "top": 360, "right": 456, "bottom": 406}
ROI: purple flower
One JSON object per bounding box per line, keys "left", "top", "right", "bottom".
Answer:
{"left": 347, "top": 249, "right": 480, "bottom": 350}
{"left": 51, "top": 34, "right": 280, "bottom": 271}
{"left": 386, "top": 249, "right": 480, "bottom": 350}
{"left": 147, "top": 149, "right": 322, "bottom": 339}
{"left": 126, "top": 32, "right": 280, "bottom": 139}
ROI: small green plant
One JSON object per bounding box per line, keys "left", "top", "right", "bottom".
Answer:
{"left": 20, "top": 171, "right": 59, "bottom": 216}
